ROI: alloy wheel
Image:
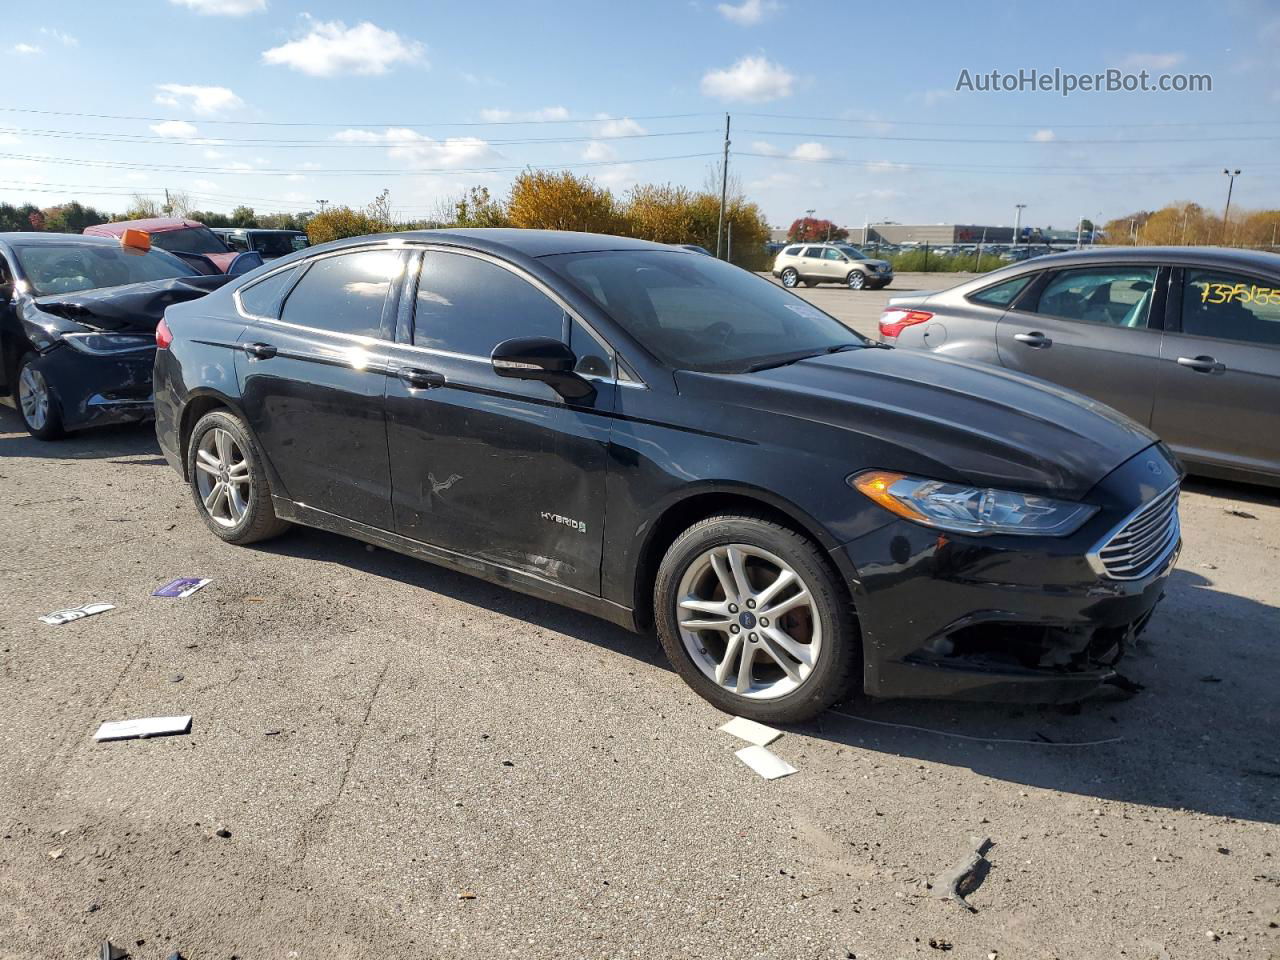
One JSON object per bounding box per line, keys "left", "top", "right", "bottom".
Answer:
{"left": 847, "top": 272, "right": 865, "bottom": 290}
{"left": 194, "top": 427, "right": 251, "bottom": 528}
{"left": 17, "top": 364, "right": 49, "bottom": 431}
{"left": 676, "top": 543, "right": 822, "bottom": 700}
{"left": 781, "top": 269, "right": 799, "bottom": 288}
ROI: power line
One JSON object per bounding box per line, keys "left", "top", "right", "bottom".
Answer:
{"left": 735, "top": 151, "right": 1280, "bottom": 176}
{"left": 740, "top": 128, "right": 1280, "bottom": 145}
{"left": 738, "top": 111, "right": 1280, "bottom": 129}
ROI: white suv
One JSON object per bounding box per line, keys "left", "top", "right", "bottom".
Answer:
{"left": 771, "top": 243, "right": 894, "bottom": 291}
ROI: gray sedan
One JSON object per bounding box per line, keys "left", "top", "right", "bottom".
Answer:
{"left": 879, "top": 247, "right": 1280, "bottom": 487}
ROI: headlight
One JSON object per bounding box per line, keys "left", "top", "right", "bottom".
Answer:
{"left": 62, "top": 332, "right": 155, "bottom": 356}
{"left": 850, "top": 470, "right": 1097, "bottom": 537}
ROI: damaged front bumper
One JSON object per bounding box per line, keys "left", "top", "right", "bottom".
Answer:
{"left": 836, "top": 450, "right": 1180, "bottom": 703}
{"left": 31, "top": 344, "right": 156, "bottom": 430}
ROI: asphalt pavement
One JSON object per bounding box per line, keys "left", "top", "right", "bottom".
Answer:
{"left": 0, "top": 273, "right": 1277, "bottom": 959}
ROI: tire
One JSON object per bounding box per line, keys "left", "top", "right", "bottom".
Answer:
{"left": 654, "top": 513, "right": 859, "bottom": 723}
{"left": 846, "top": 271, "right": 867, "bottom": 290}
{"left": 15, "top": 352, "right": 65, "bottom": 440}
{"left": 780, "top": 267, "right": 799, "bottom": 288}
{"left": 186, "top": 409, "right": 290, "bottom": 545}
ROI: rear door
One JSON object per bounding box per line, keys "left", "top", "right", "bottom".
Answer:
{"left": 995, "top": 263, "right": 1165, "bottom": 426}
{"left": 237, "top": 246, "right": 404, "bottom": 529}
{"left": 382, "top": 248, "right": 614, "bottom": 595}
{"left": 1151, "top": 266, "right": 1280, "bottom": 478}
{"left": 799, "top": 246, "right": 826, "bottom": 281}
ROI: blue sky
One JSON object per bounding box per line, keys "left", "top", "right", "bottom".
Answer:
{"left": 3, "top": 0, "right": 1278, "bottom": 231}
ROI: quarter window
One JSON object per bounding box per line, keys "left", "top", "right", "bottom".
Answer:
{"left": 782, "top": 246, "right": 801, "bottom": 256}
{"left": 239, "top": 265, "right": 300, "bottom": 319}
{"left": 570, "top": 319, "right": 614, "bottom": 379}
{"left": 412, "top": 251, "right": 566, "bottom": 356}
{"left": 1182, "top": 269, "right": 1280, "bottom": 346}
{"left": 1034, "top": 267, "right": 1157, "bottom": 328}
{"left": 280, "top": 250, "right": 402, "bottom": 339}
{"left": 969, "top": 274, "right": 1033, "bottom": 308}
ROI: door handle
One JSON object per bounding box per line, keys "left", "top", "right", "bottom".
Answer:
{"left": 242, "top": 341, "right": 277, "bottom": 360}
{"left": 398, "top": 367, "right": 446, "bottom": 390}
{"left": 1013, "top": 331, "right": 1052, "bottom": 348}
{"left": 1176, "top": 355, "right": 1225, "bottom": 373}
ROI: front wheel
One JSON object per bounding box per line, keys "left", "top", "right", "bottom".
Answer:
{"left": 780, "top": 267, "right": 799, "bottom": 288}
{"left": 654, "top": 514, "right": 859, "bottom": 723}
{"left": 187, "top": 410, "right": 291, "bottom": 545}
{"left": 846, "top": 271, "right": 867, "bottom": 290}
{"left": 15, "top": 352, "right": 64, "bottom": 440}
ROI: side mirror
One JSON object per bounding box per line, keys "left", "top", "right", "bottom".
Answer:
{"left": 491, "top": 336, "right": 595, "bottom": 402}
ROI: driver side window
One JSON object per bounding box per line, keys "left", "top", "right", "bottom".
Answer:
{"left": 822, "top": 248, "right": 845, "bottom": 261}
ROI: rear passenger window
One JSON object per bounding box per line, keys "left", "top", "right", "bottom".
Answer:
{"left": 239, "top": 265, "right": 299, "bottom": 319}
{"left": 969, "top": 275, "right": 1032, "bottom": 308}
{"left": 280, "top": 251, "right": 402, "bottom": 339}
{"left": 1033, "top": 267, "right": 1157, "bottom": 328}
{"left": 413, "top": 252, "right": 565, "bottom": 356}
{"left": 1182, "top": 270, "right": 1280, "bottom": 346}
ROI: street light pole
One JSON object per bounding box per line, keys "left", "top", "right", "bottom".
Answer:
{"left": 804, "top": 208, "right": 815, "bottom": 243}
{"left": 1076, "top": 216, "right": 1084, "bottom": 249}
{"left": 1222, "top": 168, "right": 1240, "bottom": 245}
{"left": 1012, "top": 204, "right": 1026, "bottom": 248}
{"left": 316, "top": 199, "right": 329, "bottom": 213}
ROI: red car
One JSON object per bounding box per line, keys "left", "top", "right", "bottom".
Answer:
{"left": 83, "top": 218, "right": 239, "bottom": 273}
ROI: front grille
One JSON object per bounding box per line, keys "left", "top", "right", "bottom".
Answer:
{"left": 1090, "top": 483, "right": 1180, "bottom": 580}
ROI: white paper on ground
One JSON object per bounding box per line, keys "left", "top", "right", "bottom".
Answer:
{"left": 94, "top": 716, "right": 192, "bottom": 742}
{"left": 39, "top": 602, "right": 115, "bottom": 626}
{"left": 735, "top": 745, "right": 798, "bottom": 780}
{"left": 719, "top": 716, "right": 783, "bottom": 747}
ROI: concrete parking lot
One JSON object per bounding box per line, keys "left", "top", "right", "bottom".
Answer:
{"left": 0, "top": 275, "right": 1277, "bottom": 959}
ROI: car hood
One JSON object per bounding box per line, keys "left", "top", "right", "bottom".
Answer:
{"left": 857, "top": 259, "right": 892, "bottom": 270}
{"left": 31, "top": 274, "right": 233, "bottom": 333}
{"left": 677, "top": 347, "right": 1158, "bottom": 500}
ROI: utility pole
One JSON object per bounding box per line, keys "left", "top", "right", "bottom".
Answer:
{"left": 1076, "top": 216, "right": 1084, "bottom": 249}
{"left": 1012, "top": 204, "right": 1026, "bottom": 248}
{"left": 727, "top": 221, "right": 733, "bottom": 261}
{"left": 1222, "top": 169, "right": 1240, "bottom": 245}
{"left": 715, "top": 113, "right": 731, "bottom": 260}
{"left": 164, "top": 188, "right": 172, "bottom": 216}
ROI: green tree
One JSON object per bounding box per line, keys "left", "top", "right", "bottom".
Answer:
{"left": 230, "top": 205, "right": 258, "bottom": 228}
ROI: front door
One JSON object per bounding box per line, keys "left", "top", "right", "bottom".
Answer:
{"left": 383, "top": 249, "right": 614, "bottom": 595}
{"left": 995, "top": 264, "right": 1164, "bottom": 426}
{"left": 237, "top": 246, "right": 404, "bottom": 529}
{"left": 1151, "top": 266, "right": 1280, "bottom": 478}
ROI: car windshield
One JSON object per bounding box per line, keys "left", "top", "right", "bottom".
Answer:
{"left": 544, "top": 250, "right": 868, "bottom": 373}
{"left": 838, "top": 245, "right": 869, "bottom": 260}
{"left": 150, "top": 226, "right": 229, "bottom": 256}
{"left": 14, "top": 242, "right": 199, "bottom": 296}
{"left": 250, "top": 231, "right": 309, "bottom": 257}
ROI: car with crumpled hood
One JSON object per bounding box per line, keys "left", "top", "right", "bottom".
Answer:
{"left": 0, "top": 232, "right": 233, "bottom": 439}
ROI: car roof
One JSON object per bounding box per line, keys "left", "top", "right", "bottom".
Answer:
{"left": 1005, "top": 245, "right": 1280, "bottom": 273}
{"left": 84, "top": 217, "right": 207, "bottom": 235}
{"left": 0, "top": 232, "right": 123, "bottom": 248}
{"left": 305, "top": 228, "right": 685, "bottom": 259}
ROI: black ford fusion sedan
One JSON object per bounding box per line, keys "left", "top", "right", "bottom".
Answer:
{"left": 155, "top": 230, "right": 1181, "bottom": 722}
{"left": 0, "top": 233, "right": 230, "bottom": 439}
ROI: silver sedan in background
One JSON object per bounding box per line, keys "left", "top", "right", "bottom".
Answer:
{"left": 879, "top": 247, "right": 1280, "bottom": 487}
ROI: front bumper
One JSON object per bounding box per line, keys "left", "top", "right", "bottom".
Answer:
{"left": 835, "top": 448, "right": 1180, "bottom": 702}
{"left": 34, "top": 343, "right": 155, "bottom": 430}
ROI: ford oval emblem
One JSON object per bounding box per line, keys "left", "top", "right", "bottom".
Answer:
{"left": 1146, "top": 460, "right": 1162, "bottom": 476}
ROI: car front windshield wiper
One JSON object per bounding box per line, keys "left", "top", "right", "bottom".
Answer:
{"left": 744, "top": 342, "right": 863, "bottom": 373}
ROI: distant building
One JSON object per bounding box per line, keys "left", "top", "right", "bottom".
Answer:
{"left": 849, "top": 224, "right": 1017, "bottom": 245}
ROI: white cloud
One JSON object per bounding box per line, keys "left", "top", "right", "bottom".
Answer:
{"left": 125, "top": 172, "right": 149, "bottom": 182}
{"left": 333, "top": 128, "right": 494, "bottom": 168}
{"left": 460, "top": 71, "right": 502, "bottom": 87}
{"left": 12, "top": 43, "right": 41, "bottom": 55}
{"left": 582, "top": 141, "right": 616, "bottom": 162}
{"left": 590, "top": 114, "right": 647, "bottom": 138}
{"left": 701, "top": 55, "right": 794, "bottom": 102}
{"left": 262, "top": 20, "right": 425, "bottom": 77}
{"left": 150, "top": 120, "right": 199, "bottom": 138}
{"left": 283, "top": 191, "right": 307, "bottom": 203}
{"left": 751, "top": 140, "right": 782, "bottom": 156}
{"left": 864, "top": 160, "right": 908, "bottom": 174}
{"left": 918, "top": 88, "right": 954, "bottom": 106}
{"left": 1030, "top": 129, "right": 1056, "bottom": 142}
{"left": 1118, "top": 52, "right": 1184, "bottom": 70}
{"left": 39, "top": 28, "right": 77, "bottom": 46}
{"left": 301, "top": 161, "right": 323, "bottom": 170}
{"left": 155, "top": 84, "right": 244, "bottom": 115}
{"left": 479, "top": 106, "right": 569, "bottom": 122}
{"left": 789, "top": 141, "right": 833, "bottom": 161}
{"left": 203, "top": 148, "right": 225, "bottom": 160}
{"left": 190, "top": 179, "right": 217, "bottom": 192}
{"left": 716, "top": 0, "right": 780, "bottom": 25}
{"left": 170, "top": 0, "right": 266, "bottom": 15}
{"left": 285, "top": 173, "right": 306, "bottom": 181}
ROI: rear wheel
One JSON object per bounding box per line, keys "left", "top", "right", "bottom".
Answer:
{"left": 654, "top": 514, "right": 859, "bottom": 723}
{"left": 15, "top": 352, "right": 64, "bottom": 440}
{"left": 780, "top": 267, "right": 799, "bottom": 288}
{"left": 187, "top": 410, "right": 290, "bottom": 545}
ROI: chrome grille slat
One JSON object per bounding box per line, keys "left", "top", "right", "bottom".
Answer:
{"left": 1089, "top": 483, "right": 1180, "bottom": 581}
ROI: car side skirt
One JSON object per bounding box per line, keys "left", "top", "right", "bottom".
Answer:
{"left": 272, "top": 497, "right": 640, "bottom": 633}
